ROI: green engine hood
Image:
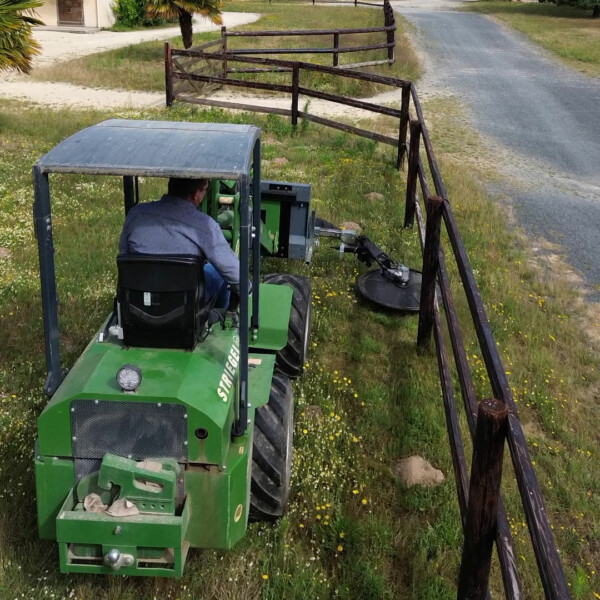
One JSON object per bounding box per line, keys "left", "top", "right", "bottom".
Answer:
{"left": 37, "top": 328, "right": 246, "bottom": 467}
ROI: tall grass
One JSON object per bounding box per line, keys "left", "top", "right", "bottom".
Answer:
{"left": 0, "top": 97, "right": 599, "bottom": 599}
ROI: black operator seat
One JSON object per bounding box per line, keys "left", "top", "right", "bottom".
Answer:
{"left": 117, "top": 254, "right": 209, "bottom": 350}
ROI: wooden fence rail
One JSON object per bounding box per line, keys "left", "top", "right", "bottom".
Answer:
{"left": 407, "top": 81, "right": 571, "bottom": 600}
{"left": 164, "top": 22, "right": 571, "bottom": 600}
{"left": 269, "top": 0, "right": 385, "bottom": 6}
{"left": 220, "top": 4, "right": 395, "bottom": 68}
{"left": 166, "top": 49, "right": 410, "bottom": 164}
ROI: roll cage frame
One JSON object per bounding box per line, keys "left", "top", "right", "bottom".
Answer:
{"left": 33, "top": 119, "right": 262, "bottom": 437}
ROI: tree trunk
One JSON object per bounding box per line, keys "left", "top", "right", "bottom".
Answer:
{"left": 593, "top": 4, "right": 599, "bottom": 18}
{"left": 178, "top": 9, "right": 194, "bottom": 49}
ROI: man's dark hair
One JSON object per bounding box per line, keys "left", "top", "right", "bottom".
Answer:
{"left": 168, "top": 178, "right": 208, "bottom": 199}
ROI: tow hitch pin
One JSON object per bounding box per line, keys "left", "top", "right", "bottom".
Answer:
{"left": 104, "top": 549, "right": 134, "bottom": 571}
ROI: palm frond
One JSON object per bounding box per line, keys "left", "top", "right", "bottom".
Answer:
{"left": 146, "top": 0, "right": 222, "bottom": 25}
{"left": 0, "top": 0, "right": 42, "bottom": 73}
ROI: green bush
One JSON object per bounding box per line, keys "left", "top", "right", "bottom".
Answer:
{"left": 113, "top": 0, "right": 172, "bottom": 28}
{"left": 541, "top": 0, "right": 600, "bottom": 17}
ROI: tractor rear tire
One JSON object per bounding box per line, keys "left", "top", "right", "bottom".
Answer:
{"left": 250, "top": 373, "right": 294, "bottom": 521}
{"left": 263, "top": 273, "right": 312, "bottom": 379}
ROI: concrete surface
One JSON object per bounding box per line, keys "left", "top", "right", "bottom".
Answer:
{"left": 393, "top": 0, "right": 600, "bottom": 294}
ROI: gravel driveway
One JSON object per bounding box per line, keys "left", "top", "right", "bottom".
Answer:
{"left": 394, "top": 0, "right": 600, "bottom": 294}
{"left": 0, "top": 13, "right": 260, "bottom": 109}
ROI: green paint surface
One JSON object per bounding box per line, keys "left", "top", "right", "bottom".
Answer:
{"left": 35, "top": 451, "right": 75, "bottom": 540}
{"left": 250, "top": 283, "right": 292, "bottom": 351}
{"left": 36, "top": 308, "right": 280, "bottom": 568}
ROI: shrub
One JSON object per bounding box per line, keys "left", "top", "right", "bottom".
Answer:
{"left": 113, "top": 0, "right": 172, "bottom": 28}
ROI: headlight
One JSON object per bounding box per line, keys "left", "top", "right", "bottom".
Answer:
{"left": 116, "top": 364, "right": 142, "bottom": 392}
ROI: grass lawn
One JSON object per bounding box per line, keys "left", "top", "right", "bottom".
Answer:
{"left": 33, "top": 2, "right": 420, "bottom": 97}
{"left": 465, "top": 2, "right": 600, "bottom": 77}
{"left": 1, "top": 97, "right": 600, "bottom": 598}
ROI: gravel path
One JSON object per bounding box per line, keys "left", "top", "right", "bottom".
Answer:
{"left": 0, "top": 8, "right": 405, "bottom": 117}
{"left": 393, "top": 0, "right": 600, "bottom": 294}
{"left": 0, "top": 13, "right": 260, "bottom": 109}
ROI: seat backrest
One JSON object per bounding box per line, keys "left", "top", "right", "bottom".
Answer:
{"left": 117, "top": 254, "right": 207, "bottom": 350}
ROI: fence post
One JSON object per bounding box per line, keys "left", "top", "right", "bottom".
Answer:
{"left": 221, "top": 26, "right": 228, "bottom": 79}
{"left": 291, "top": 63, "right": 300, "bottom": 128}
{"left": 404, "top": 119, "right": 421, "bottom": 228}
{"left": 385, "top": 0, "right": 394, "bottom": 64}
{"left": 397, "top": 85, "right": 411, "bottom": 169}
{"left": 417, "top": 195, "right": 442, "bottom": 350}
{"left": 457, "top": 398, "right": 508, "bottom": 600}
{"left": 165, "top": 42, "right": 173, "bottom": 107}
{"left": 333, "top": 33, "right": 339, "bottom": 67}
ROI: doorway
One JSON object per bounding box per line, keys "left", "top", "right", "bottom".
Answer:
{"left": 58, "top": 0, "right": 84, "bottom": 25}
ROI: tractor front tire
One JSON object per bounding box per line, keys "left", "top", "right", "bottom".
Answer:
{"left": 250, "top": 373, "right": 294, "bottom": 521}
{"left": 263, "top": 273, "right": 312, "bottom": 379}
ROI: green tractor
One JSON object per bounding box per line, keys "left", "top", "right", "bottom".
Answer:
{"left": 32, "top": 120, "right": 314, "bottom": 577}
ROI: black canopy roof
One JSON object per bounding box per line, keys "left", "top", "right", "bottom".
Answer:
{"left": 35, "top": 119, "right": 261, "bottom": 179}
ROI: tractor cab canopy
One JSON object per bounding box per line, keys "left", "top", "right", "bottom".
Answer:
{"left": 34, "top": 119, "right": 262, "bottom": 435}
{"left": 35, "top": 120, "right": 260, "bottom": 179}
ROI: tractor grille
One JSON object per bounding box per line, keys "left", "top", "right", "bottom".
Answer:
{"left": 70, "top": 399, "right": 188, "bottom": 463}
{"left": 74, "top": 458, "right": 102, "bottom": 483}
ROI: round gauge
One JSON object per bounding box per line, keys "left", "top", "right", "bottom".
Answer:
{"left": 116, "top": 364, "right": 142, "bottom": 392}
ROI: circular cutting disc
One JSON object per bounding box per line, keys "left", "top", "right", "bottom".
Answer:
{"left": 356, "top": 268, "right": 422, "bottom": 312}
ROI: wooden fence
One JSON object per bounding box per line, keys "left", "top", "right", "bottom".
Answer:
{"left": 222, "top": 0, "right": 395, "bottom": 68}
{"left": 405, "top": 82, "right": 571, "bottom": 599}
{"left": 222, "top": 22, "right": 395, "bottom": 69}
{"left": 165, "top": 51, "right": 409, "bottom": 165}
{"left": 165, "top": 0, "right": 395, "bottom": 99}
{"left": 164, "top": 34, "right": 572, "bottom": 600}
{"left": 269, "top": 0, "right": 385, "bottom": 5}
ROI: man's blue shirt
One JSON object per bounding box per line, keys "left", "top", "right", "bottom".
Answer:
{"left": 119, "top": 194, "right": 240, "bottom": 290}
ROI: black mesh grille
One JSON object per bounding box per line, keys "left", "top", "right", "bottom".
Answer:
{"left": 70, "top": 399, "right": 188, "bottom": 463}
{"left": 74, "top": 458, "right": 102, "bottom": 483}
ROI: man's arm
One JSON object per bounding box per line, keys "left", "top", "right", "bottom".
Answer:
{"left": 201, "top": 218, "right": 241, "bottom": 292}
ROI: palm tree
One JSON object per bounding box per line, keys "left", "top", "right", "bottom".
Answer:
{"left": 0, "top": 0, "right": 43, "bottom": 73}
{"left": 147, "top": 0, "right": 222, "bottom": 49}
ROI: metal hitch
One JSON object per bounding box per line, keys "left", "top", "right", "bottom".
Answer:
{"left": 104, "top": 548, "right": 134, "bottom": 571}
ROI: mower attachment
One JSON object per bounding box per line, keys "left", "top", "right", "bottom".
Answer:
{"left": 315, "top": 225, "right": 422, "bottom": 312}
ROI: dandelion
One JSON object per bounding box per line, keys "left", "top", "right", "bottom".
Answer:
{"left": 262, "top": 574, "right": 269, "bottom": 580}
{"left": 337, "top": 545, "right": 344, "bottom": 552}
{"left": 361, "top": 498, "right": 368, "bottom": 505}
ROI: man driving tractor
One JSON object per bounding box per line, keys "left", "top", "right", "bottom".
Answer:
{"left": 119, "top": 177, "right": 239, "bottom": 308}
